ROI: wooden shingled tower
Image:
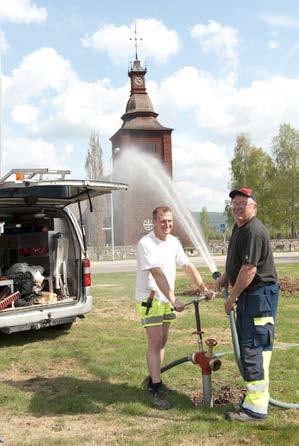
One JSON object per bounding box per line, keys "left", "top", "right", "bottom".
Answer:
{"left": 110, "top": 33, "right": 174, "bottom": 245}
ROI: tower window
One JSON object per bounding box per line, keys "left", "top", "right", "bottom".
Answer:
{"left": 143, "top": 218, "right": 154, "bottom": 231}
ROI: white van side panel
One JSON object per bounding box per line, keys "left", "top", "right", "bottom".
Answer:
{"left": 0, "top": 293, "right": 92, "bottom": 329}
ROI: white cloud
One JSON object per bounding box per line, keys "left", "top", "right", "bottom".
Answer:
{"left": 35, "top": 78, "right": 127, "bottom": 141}
{"left": 3, "top": 137, "right": 73, "bottom": 172}
{"left": 260, "top": 13, "right": 299, "bottom": 29}
{"left": 152, "top": 66, "right": 299, "bottom": 148}
{"left": 4, "top": 47, "right": 77, "bottom": 107}
{"left": 3, "top": 47, "right": 128, "bottom": 141}
{"left": 153, "top": 66, "right": 235, "bottom": 131}
{"left": 173, "top": 135, "right": 230, "bottom": 211}
{"left": 10, "top": 104, "right": 40, "bottom": 126}
{"left": 82, "top": 18, "right": 180, "bottom": 64}
{"left": 268, "top": 40, "right": 279, "bottom": 49}
{"left": 191, "top": 20, "right": 239, "bottom": 65}
{"left": 0, "top": 0, "right": 47, "bottom": 24}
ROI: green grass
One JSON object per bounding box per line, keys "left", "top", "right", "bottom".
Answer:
{"left": 0, "top": 265, "right": 298, "bottom": 445}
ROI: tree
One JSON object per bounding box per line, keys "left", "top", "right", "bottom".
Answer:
{"left": 272, "top": 124, "right": 299, "bottom": 238}
{"left": 199, "top": 206, "right": 212, "bottom": 240}
{"left": 85, "top": 132, "right": 106, "bottom": 259}
{"left": 229, "top": 133, "right": 275, "bottom": 224}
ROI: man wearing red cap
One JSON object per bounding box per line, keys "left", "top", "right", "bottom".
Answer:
{"left": 216, "top": 188, "right": 279, "bottom": 422}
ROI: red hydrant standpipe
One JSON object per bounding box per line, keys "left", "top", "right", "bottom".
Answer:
{"left": 189, "top": 298, "right": 221, "bottom": 407}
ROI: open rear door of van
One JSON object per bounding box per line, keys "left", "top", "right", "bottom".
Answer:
{"left": 0, "top": 175, "right": 127, "bottom": 206}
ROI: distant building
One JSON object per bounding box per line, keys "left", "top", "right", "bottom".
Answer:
{"left": 110, "top": 56, "right": 175, "bottom": 245}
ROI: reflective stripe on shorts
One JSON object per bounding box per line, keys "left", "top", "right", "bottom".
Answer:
{"left": 136, "top": 298, "right": 176, "bottom": 328}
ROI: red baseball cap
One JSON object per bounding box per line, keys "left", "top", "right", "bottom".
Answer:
{"left": 229, "top": 187, "right": 256, "bottom": 201}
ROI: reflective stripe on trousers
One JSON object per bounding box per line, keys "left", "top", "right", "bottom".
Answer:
{"left": 236, "top": 284, "right": 279, "bottom": 418}
{"left": 242, "top": 350, "right": 272, "bottom": 417}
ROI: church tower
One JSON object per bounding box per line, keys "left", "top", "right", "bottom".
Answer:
{"left": 110, "top": 53, "right": 174, "bottom": 245}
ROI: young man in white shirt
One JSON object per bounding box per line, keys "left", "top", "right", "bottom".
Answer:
{"left": 136, "top": 206, "right": 215, "bottom": 409}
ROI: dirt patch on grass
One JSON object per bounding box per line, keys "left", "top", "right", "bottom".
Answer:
{"left": 0, "top": 413, "right": 149, "bottom": 446}
{"left": 180, "top": 277, "right": 299, "bottom": 296}
{"left": 0, "top": 403, "right": 185, "bottom": 446}
{"left": 191, "top": 384, "right": 244, "bottom": 408}
{"left": 0, "top": 358, "right": 94, "bottom": 382}
{"left": 279, "top": 277, "right": 299, "bottom": 294}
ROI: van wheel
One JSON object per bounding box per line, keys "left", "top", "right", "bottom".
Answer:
{"left": 54, "top": 322, "right": 73, "bottom": 331}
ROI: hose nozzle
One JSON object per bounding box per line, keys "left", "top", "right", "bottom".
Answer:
{"left": 212, "top": 271, "right": 229, "bottom": 299}
{"left": 212, "top": 271, "right": 221, "bottom": 280}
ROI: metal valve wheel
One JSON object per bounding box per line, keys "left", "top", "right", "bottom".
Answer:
{"left": 205, "top": 338, "right": 217, "bottom": 347}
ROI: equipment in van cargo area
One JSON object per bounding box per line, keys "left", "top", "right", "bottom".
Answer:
{"left": 0, "top": 168, "right": 127, "bottom": 333}
{"left": 0, "top": 214, "right": 78, "bottom": 308}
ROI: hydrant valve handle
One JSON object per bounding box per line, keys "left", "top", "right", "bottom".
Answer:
{"left": 206, "top": 338, "right": 217, "bottom": 347}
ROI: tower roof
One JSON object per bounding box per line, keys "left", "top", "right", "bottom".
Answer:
{"left": 120, "top": 58, "right": 172, "bottom": 131}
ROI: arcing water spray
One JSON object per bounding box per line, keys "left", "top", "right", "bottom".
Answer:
{"left": 114, "top": 148, "right": 217, "bottom": 273}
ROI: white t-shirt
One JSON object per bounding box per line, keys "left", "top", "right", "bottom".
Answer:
{"left": 135, "top": 231, "right": 189, "bottom": 303}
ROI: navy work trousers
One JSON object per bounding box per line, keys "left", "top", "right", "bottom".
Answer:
{"left": 236, "top": 283, "right": 279, "bottom": 382}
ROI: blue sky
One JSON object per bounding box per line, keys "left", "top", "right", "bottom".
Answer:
{"left": 1, "top": 0, "right": 299, "bottom": 211}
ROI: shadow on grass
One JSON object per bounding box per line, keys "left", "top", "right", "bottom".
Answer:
{"left": 3, "top": 375, "right": 226, "bottom": 420}
{"left": 0, "top": 327, "right": 69, "bottom": 347}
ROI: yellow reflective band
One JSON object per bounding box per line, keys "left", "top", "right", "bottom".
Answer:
{"left": 141, "top": 316, "right": 163, "bottom": 325}
{"left": 247, "top": 382, "right": 269, "bottom": 392}
{"left": 242, "top": 400, "right": 268, "bottom": 415}
{"left": 253, "top": 316, "right": 274, "bottom": 325}
{"left": 262, "top": 350, "right": 272, "bottom": 380}
{"left": 243, "top": 375, "right": 271, "bottom": 415}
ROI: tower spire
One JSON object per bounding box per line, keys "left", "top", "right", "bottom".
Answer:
{"left": 130, "top": 21, "right": 142, "bottom": 60}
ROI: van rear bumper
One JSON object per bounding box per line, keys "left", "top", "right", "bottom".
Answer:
{"left": 0, "top": 296, "right": 93, "bottom": 332}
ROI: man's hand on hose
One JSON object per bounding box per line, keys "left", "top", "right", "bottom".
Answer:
{"left": 173, "top": 299, "right": 185, "bottom": 312}
{"left": 215, "top": 272, "right": 229, "bottom": 291}
{"left": 224, "top": 296, "right": 235, "bottom": 314}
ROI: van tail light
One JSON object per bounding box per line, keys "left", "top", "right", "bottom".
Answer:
{"left": 83, "top": 258, "right": 91, "bottom": 287}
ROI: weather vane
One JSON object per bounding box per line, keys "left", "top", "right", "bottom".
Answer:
{"left": 130, "top": 21, "right": 142, "bottom": 61}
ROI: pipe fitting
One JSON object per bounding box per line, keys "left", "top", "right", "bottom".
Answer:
{"left": 209, "top": 357, "right": 222, "bottom": 372}
{"left": 205, "top": 338, "right": 217, "bottom": 357}
{"left": 191, "top": 351, "right": 222, "bottom": 374}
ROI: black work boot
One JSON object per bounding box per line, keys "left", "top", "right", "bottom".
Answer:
{"left": 146, "top": 381, "right": 172, "bottom": 410}
{"left": 152, "top": 391, "right": 172, "bottom": 410}
{"left": 225, "top": 410, "right": 264, "bottom": 422}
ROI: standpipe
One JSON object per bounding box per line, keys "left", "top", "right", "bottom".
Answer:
{"left": 188, "top": 297, "right": 221, "bottom": 406}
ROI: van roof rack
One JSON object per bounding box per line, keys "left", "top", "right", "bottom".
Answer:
{"left": 0, "top": 169, "right": 71, "bottom": 183}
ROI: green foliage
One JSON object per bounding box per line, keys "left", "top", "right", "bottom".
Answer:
{"left": 229, "top": 133, "right": 274, "bottom": 224}
{"left": 229, "top": 126, "right": 299, "bottom": 236}
{"left": 199, "top": 206, "right": 212, "bottom": 240}
{"left": 271, "top": 124, "right": 299, "bottom": 237}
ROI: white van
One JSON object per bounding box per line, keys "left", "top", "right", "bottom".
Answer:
{"left": 0, "top": 168, "right": 127, "bottom": 334}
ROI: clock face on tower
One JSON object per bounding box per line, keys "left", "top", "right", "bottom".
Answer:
{"left": 134, "top": 76, "right": 144, "bottom": 86}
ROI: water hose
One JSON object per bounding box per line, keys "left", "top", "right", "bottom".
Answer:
{"left": 212, "top": 271, "right": 299, "bottom": 410}
{"left": 160, "top": 356, "right": 192, "bottom": 373}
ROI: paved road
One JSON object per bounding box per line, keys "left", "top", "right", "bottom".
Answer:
{"left": 91, "top": 251, "right": 299, "bottom": 274}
